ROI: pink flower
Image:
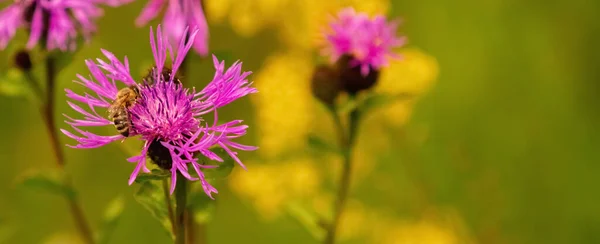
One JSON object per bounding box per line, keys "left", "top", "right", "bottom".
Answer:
{"left": 136, "top": 0, "right": 209, "bottom": 56}
{"left": 62, "top": 25, "right": 257, "bottom": 198}
{"left": 323, "top": 7, "right": 406, "bottom": 76}
{"left": 0, "top": 0, "right": 131, "bottom": 51}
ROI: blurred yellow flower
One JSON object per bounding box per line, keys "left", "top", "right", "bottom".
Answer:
{"left": 43, "top": 233, "right": 83, "bottom": 244}
{"left": 377, "top": 48, "right": 439, "bottom": 97}
{"left": 206, "top": 0, "right": 390, "bottom": 49}
{"left": 229, "top": 158, "right": 322, "bottom": 219}
{"left": 252, "top": 52, "right": 314, "bottom": 159}
{"left": 375, "top": 48, "right": 439, "bottom": 126}
{"left": 376, "top": 210, "right": 475, "bottom": 244}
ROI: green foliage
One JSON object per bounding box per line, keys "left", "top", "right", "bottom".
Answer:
{"left": 17, "top": 169, "right": 76, "bottom": 200}
{"left": 133, "top": 181, "right": 174, "bottom": 239}
{"left": 356, "top": 93, "right": 413, "bottom": 115}
{"left": 307, "top": 134, "right": 340, "bottom": 154}
{"left": 0, "top": 69, "right": 28, "bottom": 98}
{"left": 202, "top": 148, "right": 235, "bottom": 180}
{"left": 187, "top": 185, "right": 216, "bottom": 224}
{"left": 49, "top": 36, "right": 83, "bottom": 75}
{"left": 286, "top": 201, "right": 327, "bottom": 240}
{"left": 134, "top": 169, "right": 170, "bottom": 184}
{"left": 96, "top": 196, "right": 125, "bottom": 244}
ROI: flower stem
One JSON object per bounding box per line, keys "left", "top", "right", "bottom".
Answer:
{"left": 163, "top": 178, "right": 176, "bottom": 235}
{"left": 42, "top": 55, "right": 95, "bottom": 244}
{"left": 324, "top": 105, "right": 359, "bottom": 244}
{"left": 175, "top": 173, "right": 188, "bottom": 244}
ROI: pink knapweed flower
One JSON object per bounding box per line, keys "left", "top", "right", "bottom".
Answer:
{"left": 136, "top": 0, "right": 208, "bottom": 56}
{"left": 0, "top": 0, "right": 131, "bottom": 51}
{"left": 61, "top": 25, "right": 257, "bottom": 198}
{"left": 323, "top": 7, "right": 406, "bottom": 76}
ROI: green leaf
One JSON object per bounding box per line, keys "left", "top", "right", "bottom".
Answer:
{"left": 96, "top": 196, "right": 125, "bottom": 244}
{"left": 336, "top": 97, "right": 358, "bottom": 114}
{"left": 0, "top": 69, "right": 27, "bottom": 97}
{"left": 211, "top": 50, "right": 234, "bottom": 64}
{"left": 134, "top": 169, "right": 170, "bottom": 184}
{"left": 202, "top": 148, "right": 235, "bottom": 180}
{"left": 357, "top": 93, "right": 413, "bottom": 115}
{"left": 187, "top": 184, "right": 216, "bottom": 224}
{"left": 49, "top": 36, "right": 83, "bottom": 74}
{"left": 17, "top": 169, "right": 76, "bottom": 200}
{"left": 308, "top": 134, "right": 340, "bottom": 154}
{"left": 286, "top": 201, "right": 327, "bottom": 240}
{"left": 133, "top": 181, "right": 174, "bottom": 239}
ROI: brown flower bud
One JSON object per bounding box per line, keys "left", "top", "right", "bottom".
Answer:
{"left": 337, "top": 55, "right": 380, "bottom": 95}
{"left": 311, "top": 64, "right": 342, "bottom": 105}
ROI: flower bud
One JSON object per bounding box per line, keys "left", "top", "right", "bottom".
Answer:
{"left": 147, "top": 139, "right": 173, "bottom": 170}
{"left": 311, "top": 64, "right": 341, "bottom": 105}
{"left": 337, "top": 55, "right": 380, "bottom": 95}
{"left": 14, "top": 50, "right": 32, "bottom": 71}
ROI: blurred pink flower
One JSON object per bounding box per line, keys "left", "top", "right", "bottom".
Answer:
{"left": 136, "top": 0, "right": 209, "bottom": 56}
{"left": 323, "top": 7, "right": 406, "bottom": 76}
{"left": 0, "top": 0, "right": 131, "bottom": 51}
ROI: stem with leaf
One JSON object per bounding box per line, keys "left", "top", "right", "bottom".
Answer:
{"left": 324, "top": 104, "right": 359, "bottom": 244}
{"left": 163, "top": 178, "right": 176, "bottom": 235}
{"left": 28, "top": 55, "right": 96, "bottom": 244}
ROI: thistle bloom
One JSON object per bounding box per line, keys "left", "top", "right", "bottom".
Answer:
{"left": 323, "top": 7, "right": 406, "bottom": 76}
{"left": 136, "top": 0, "right": 208, "bottom": 56}
{"left": 61, "top": 25, "right": 257, "bottom": 198}
{"left": 0, "top": 0, "right": 131, "bottom": 51}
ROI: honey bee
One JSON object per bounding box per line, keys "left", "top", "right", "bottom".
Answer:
{"left": 142, "top": 66, "right": 181, "bottom": 85}
{"left": 108, "top": 86, "right": 140, "bottom": 137}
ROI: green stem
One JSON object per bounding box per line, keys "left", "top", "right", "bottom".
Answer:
{"left": 22, "top": 71, "right": 45, "bottom": 105}
{"left": 175, "top": 173, "right": 188, "bottom": 244}
{"left": 163, "top": 179, "right": 176, "bottom": 235}
{"left": 42, "top": 55, "right": 95, "bottom": 244}
{"left": 324, "top": 106, "right": 359, "bottom": 244}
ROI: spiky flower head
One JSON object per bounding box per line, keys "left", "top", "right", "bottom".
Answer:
{"left": 61, "top": 25, "right": 257, "bottom": 198}
{"left": 0, "top": 0, "right": 131, "bottom": 51}
{"left": 322, "top": 7, "right": 406, "bottom": 76}
{"left": 136, "top": 0, "right": 208, "bottom": 56}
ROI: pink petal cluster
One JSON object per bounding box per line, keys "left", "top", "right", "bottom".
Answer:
{"left": 323, "top": 7, "right": 407, "bottom": 75}
{"left": 62, "top": 25, "right": 257, "bottom": 198}
{"left": 136, "top": 0, "right": 208, "bottom": 56}
{"left": 0, "top": 0, "right": 131, "bottom": 51}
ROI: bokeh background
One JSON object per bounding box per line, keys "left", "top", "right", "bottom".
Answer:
{"left": 1, "top": 0, "right": 599, "bottom": 243}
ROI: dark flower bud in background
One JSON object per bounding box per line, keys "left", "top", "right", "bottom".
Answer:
{"left": 14, "top": 50, "right": 32, "bottom": 71}
{"left": 337, "top": 55, "right": 380, "bottom": 95}
{"left": 311, "top": 64, "right": 341, "bottom": 105}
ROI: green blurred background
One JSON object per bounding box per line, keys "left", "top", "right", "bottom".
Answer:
{"left": 1, "top": 0, "right": 599, "bottom": 243}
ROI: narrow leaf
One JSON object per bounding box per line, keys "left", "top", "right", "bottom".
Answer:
{"left": 308, "top": 134, "right": 340, "bottom": 154}
{"left": 286, "top": 201, "right": 327, "bottom": 240}
{"left": 134, "top": 169, "right": 170, "bottom": 183}
{"left": 357, "top": 93, "right": 413, "bottom": 115}
{"left": 17, "top": 169, "right": 76, "bottom": 200}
